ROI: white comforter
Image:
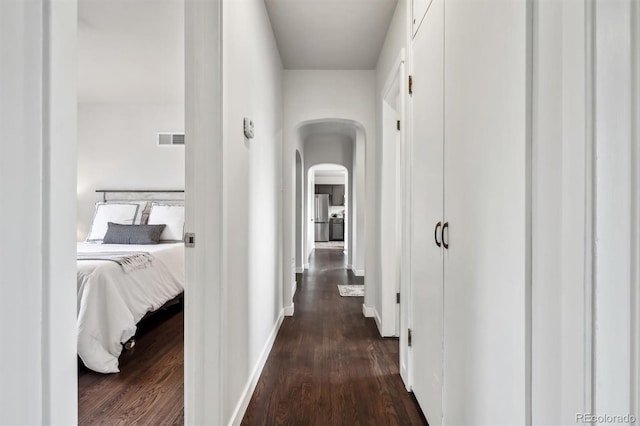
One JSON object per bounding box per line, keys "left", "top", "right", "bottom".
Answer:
{"left": 77, "top": 242, "right": 185, "bottom": 373}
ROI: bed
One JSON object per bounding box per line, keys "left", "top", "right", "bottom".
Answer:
{"left": 77, "top": 190, "right": 185, "bottom": 374}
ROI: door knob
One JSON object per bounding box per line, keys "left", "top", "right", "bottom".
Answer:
{"left": 442, "top": 222, "right": 449, "bottom": 249}
{"left": 434, "top": 221, "right": 442, "bottom": 247}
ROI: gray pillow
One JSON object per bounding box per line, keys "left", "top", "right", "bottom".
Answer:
{"left": 103, "top": 222, "right": 166, "bottom": 245}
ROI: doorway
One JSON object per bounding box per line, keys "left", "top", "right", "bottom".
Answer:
{"left": 379, "top": 50, "right": 407, "bottom": 342}
{"left": 307, "top": 164, "right": 349, "bottom": 257}
{"left": 76, "top": 0, "right": 186, "bottom": 422}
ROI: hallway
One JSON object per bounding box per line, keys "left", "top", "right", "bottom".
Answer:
{"left": 241, "top": 248, "right": 426, "bottom": 425}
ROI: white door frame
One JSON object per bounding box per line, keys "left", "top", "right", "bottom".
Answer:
{"left": 30, "top": 0, "right": 224, "bottom": 424}
{"left": 184, "top": 0, "right": 223, "bottom": 423}
{"left": 381, "top": 49, "right": 410, "bottom": 383}
{"left": 591, "top": 0, "right": 640, "bottom": 417}
{"left": 632, "top": 0, "right": 640, "bottom": 415}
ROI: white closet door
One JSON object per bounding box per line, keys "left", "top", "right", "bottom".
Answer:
{"left": 410, "top": 0, "right": 444, "bottom": 424}
{"left": 412, "top": 0, "right": 432, "bottom": 37}
{"left": 443, "top": 0, "right": 529, "bottom": 424}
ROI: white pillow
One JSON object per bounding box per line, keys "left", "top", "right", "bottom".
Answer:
{"left": 86, "top": 203, "right": 142, "bottom": 242}
{"left": 147, "top": 204, "right": 185, "bottom": 242}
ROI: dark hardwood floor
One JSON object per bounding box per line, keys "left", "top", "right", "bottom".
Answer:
{"left": 78, "top": 304, "right": 184, "bottom": 425}
{"left": 242, "top": 248, "right": 427, "bottom": 426}
{"left": 78, "top": 248, "right": 425, "bottom": 425}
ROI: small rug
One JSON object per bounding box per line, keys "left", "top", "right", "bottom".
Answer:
{"left": 337, "top": 284, "right": 364, "bottom": 297}
{"left": 316, "top": 241, "right": 345, "bottom": 249}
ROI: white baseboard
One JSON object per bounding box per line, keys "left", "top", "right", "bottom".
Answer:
{"left": 292, "top": 280, "right": 297, "bottom": 297}
{"left": 362, "top": 304, "right": 375, "bottom": 318}
{"left": 347, "top": 263, "right": 353, "bottom": 270}
{"left": 374, "top": 308, "right": 382, "bottom": 335}
{"left": 350, "top": 265, "right": 364, "bottom": 276}
{"left": 295, "top": 267, "right": 303, "bottom": 274}
{"left": 303, "top": 263, "right": 309, "bottom": 270}
{"left": 284, "top": 304, "right": 295, "bottom": 316}
{"left": 228, "top": 309, "right": 285, "bottom": 426}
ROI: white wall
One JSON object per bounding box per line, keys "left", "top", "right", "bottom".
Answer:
{"left": 593, "top": 0, "right": 636, "bottom": 417}
{"left": 531, "top": 1, "right": 593, "bottom": 423}
{"left": 295, "top": 151, "right": 304, "bottom": 272}
{"left": 305, "top": 135, "right": 353, "bottom": 169}
{"left": 77, "top": 103, "right": 185, "bottom": 239}
{"left": 221, "top": 0, "right": 284, "bottom": 423}
{"left": 283, "top": 70, "right": 375, "bottom": 313}
{"left": 307, "top": 171, "right": 316, "bottom": 266}
{"left": 315, "top": 176, "right": 345, "bottom": 185}
{"left": 0, "top": 0, "right": 77, "bottom": 424}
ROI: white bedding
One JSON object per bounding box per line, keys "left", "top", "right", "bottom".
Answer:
{"left": 77, "top": 242, "right": 185, "bottom": 373}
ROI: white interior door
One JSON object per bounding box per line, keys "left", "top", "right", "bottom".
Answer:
{"left": 395, "top": 102, "right": 401, "bottom": 337}
{"left": 442, "top": 0, "right": 530, "bottom": 424}
{"left": 412, "top": 0, "right": 432, "bottom": 38}
{"left": 410, "top": 0, "right": 444, "bottom": 423}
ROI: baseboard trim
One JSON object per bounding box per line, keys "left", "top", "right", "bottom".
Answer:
{"left": 351, "top": 265, "right": 365, "bottom": 277}
{"left": 374, "top": 308, "right": 382, "bottom": 335}
{"left": 284, "top": 304, "right": 295, "bottom": 316}
{"left": 227, "top": 308, "right": 285, "bottom": 426}
{"left": 291, "top": 280, "right": 297, "bottom": 297}
{"left": 303, "top": 263, "right": 309, "bottom": 270}
{"left": 362, "top": 304, "right": 375, "bottom": 318}
{"left": 295, "top": 267, "right": 303, "bottom": 274}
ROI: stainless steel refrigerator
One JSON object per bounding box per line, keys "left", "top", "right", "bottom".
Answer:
{"left": 314, "top": 194, "right": 330, "bottom": 242}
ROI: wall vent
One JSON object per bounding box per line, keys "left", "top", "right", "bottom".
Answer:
{"left": 158, "top": 133, "right": 185, "bottom": 146}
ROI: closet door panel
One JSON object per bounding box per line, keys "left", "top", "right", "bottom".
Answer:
{"left": 412, "top": 0, "right": 432, "bottom": 37}
{"left": 443, "top": 0, "right": 529, "bottom": 424}
{"left": 410, "top": 0, "right": 444, "bottom": 424}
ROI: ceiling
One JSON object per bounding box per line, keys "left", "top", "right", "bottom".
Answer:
{"left": 299, "top": 120, "right": 357, "bottom": 142}
{"left": 77, "top": 0, "right": 397, "bottom": 102}
{"left": 78, "top": 0, "right": 184, "bottom": 103}
{"left": 313, "top": 165, "right": 347, "bottom": 178}
{"left": 265, "top": 0, "right": 399, "bottom": 70}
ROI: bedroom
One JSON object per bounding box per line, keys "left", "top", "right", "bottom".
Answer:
{"left": 76, "top": 0, "right": 186, "bottom": 422}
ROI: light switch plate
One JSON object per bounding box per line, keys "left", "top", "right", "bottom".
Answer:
{"left": 243, "top": 117, "right": 255, "bottom": 139}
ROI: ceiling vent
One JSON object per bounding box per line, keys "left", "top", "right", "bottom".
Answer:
{"left": 158, "top": 133, "right": 185, "bottom": 146}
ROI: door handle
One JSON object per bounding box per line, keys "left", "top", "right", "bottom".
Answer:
{"left": 434, "top": 221, "right": 442, "bottom": 247}
{"left": 442, "top": 222, "right": 449, "bottom": 249}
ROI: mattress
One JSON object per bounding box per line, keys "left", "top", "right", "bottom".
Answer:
{"left": 77, "top": 242, "right": 185, "bottom": 373}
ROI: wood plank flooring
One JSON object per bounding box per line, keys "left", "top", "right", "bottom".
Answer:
{"left": 78, "top": 248, "right": 425, "bottom": 425}
{"left": 242, "top": 248, "right": 427, "bottom": 426}
{"left": 78, "top": 304, "right": 184, "bottom": 425}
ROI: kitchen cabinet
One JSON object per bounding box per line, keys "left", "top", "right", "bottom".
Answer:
{"left": 315, "top": 185, "right": 332, "bottom": 196}
{"left": 410, "top": 0, "right": 529, "bottom": 424}
{"left": 331, "top": 185, "right": 345, "bottom": 206}
{"left": 329, "top": 218, "right": 344, "bottom": 241}
{"left": 314, "top": 184, "right": 345, "bottom": 206}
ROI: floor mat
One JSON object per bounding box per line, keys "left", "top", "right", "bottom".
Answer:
{"left": 337, "top": 284, "right": 364, "bottom": 297}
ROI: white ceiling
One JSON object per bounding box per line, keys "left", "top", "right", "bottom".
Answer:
{"left": 299, "top": 120, "right": 357, "bottom": 142}
{"left": 313, "top": 165, "right": 347, "bottom": 179}
{"left": 265, "top": 0, "right": 399, "bottom": 70}
{"left": 78, "top": 0, "right": 184, "bottom": 103}
{"left": 78, "top": 0, "right": 397, "bottom": 102}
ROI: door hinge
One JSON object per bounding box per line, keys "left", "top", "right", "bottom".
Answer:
{"left": 184, "top": 232, "right": 195, "bottom": 248}
{"left": 396, "top": 292, "right": 400, "bottom": 303}
{"left": 408, "top": 75, "right": 413, "bottom": 95}
{"left": 408, "top": 328, "right": 413, "bottom": 347}
{"left": 396, "top": 120, "right": 401, "bottom": 131}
